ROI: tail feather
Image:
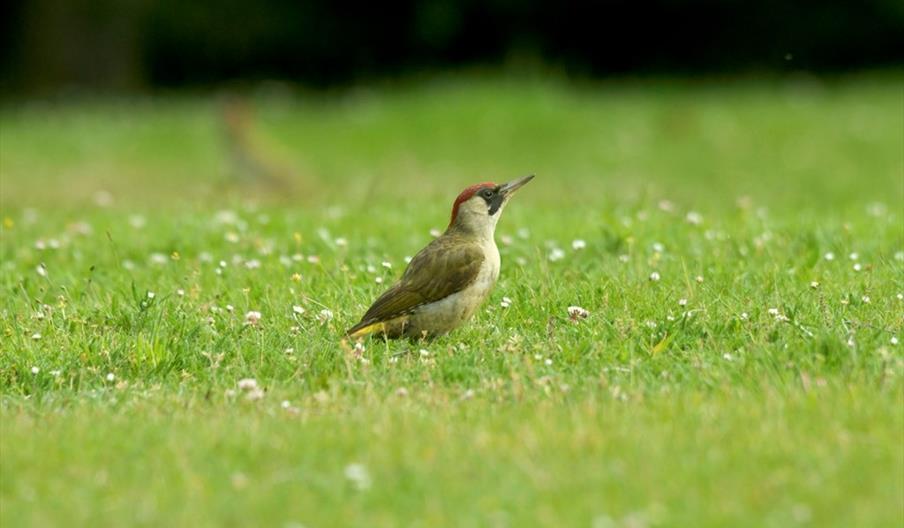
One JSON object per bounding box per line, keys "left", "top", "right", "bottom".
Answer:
{"left": 346, "top": 321, "right": 384, "bottom": 339}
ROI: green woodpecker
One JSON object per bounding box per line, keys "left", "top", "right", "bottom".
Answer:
{"left": 346, "top": 175, "right": 534, "bottom": 339}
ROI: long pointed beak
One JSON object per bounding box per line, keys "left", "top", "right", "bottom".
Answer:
{"left": 499, "top": 174, "right": 535, "bottom": 198}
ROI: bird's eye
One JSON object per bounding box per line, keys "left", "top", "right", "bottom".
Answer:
{"left": 482, "top": 189, "right": 494, "bottom": 198}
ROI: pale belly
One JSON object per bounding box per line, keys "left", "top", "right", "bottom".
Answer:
{"left": 385, "top": 242, "right": 500, "bottom": 338}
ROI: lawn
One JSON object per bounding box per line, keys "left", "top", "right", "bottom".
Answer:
{"left": 1, "top": 74, "right": 902, "bottom": 527}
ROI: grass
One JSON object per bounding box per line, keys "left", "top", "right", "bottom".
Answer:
{"left": 1, "top": 74, "right": 903, "bottom": 527}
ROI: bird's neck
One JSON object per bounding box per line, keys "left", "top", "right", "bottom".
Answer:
{"left": 445, "top": 218, "right": 497, "bottom": 244}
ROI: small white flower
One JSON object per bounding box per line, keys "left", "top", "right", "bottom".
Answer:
{"left": 571, "top": 239, "right": 586, "bottom": 250}
{"left": 651, "top": 242, "right": 665, "bottom": 253}
{"left": 695, "top": 275, "right": 704, "bottom": 283}
{"left": 767, "top": 307, "right": 780, "bottom": 316}
{"left": 810, "top": 281, "right": 819, "bottom": 289}
{"left": 723, "top": 353, "right": 733, "bottom": 361}
{"left": 500, "top": 235, "right": 513, "bottom": 246}
{"left": 848, "top": 252, "right": 859, "bottom": 261}
{"left": 219, "top": 260, "right": 228, "bottom": 268}
{"left": 31, "top": 366, "right": 40, "bottom": 374}
{"left": 34, "top": 311, "right": 45, "bottom": 320}
{"left": 739, "top": 312, "right": 749, "bottom": 320}
{"left": 658, "top": 200, "right": 675, "bottom": 212}
{"left": 335, "top": 237, "right": 348, "bottom": 247}
{"left": 895, "top": 251, "right": 904, "bottom": 262}
{"left": 318, "top": 309, "right": 333, "bottom": 323}
{"left": 517, "top": 228, "right": 530, "bottom": 239}
{"left": 853, "top": 263, "right": 862, "bottom": 272}
{"left": 567, "top": 306, "right": 590, "bottom": 320}
{"left": 429, "top": 228, "right": 442, "bottom": 238}
{"left": 548, "top": 248, "right": 565, "bottom": 262}
{"left": 292, "top": 305, "right": 305, "bottom": 315}
{"left": 618, "top": 254, "right": 630, "bottom": 263}
{"left": 685, "top": 211, "right": 703, "bottom": 225}
{"left": 224, "top": 232, "right": 240, "bottom": 243}
{"left": 35, "top": 239, "right": 47, "bottom": 250}
{"left": 861, "top": 295, "right": 870, "bottom": 304}
{"left": 404, "top": 256, "right": 413, "bottom": 264}
{"left": 678, "top": 298, "right": 688, "bottom": 307}
{"left": 246, "top": 387, "right": 265, "bottom": 401}
{"left": 147, "top": 291, "right": 156, "bottom": 299}
{"left": 176, "top": 288, "right": 185, "bottom": 296}
{"left": 500, "top": 296, "right": 512, "bottom": 308}
{"left": 245, "top": 310, "right": 262, "bottom": 325}
{"left": 306, "top": 255, "right": 320, "bottom": 264}
{"left": 226, "top": 304, "right": 235, "bottom": 312}
{"left": 31, "top": 332, "right": 41, "bottom": 340}
{"left": 344, "top": 463, "right": 372, "bottom": 490}
{"left": 36, "top": 263, "right": 47, "bottom": 277}
{"left": 106, "top": 372, "right": 115, "bottom": 382}
{"left": 50, "top": 370, "right": 61, "bottom": 377}
{"left": 897, "top": 293, "right": 903, "bottom": 301}
{"left": 237, "top": 378, "right": 258, "bottom": 390}
{"left": 150, "top": 253, "right": 168, "bottom": 265}
{"left": 245, "top": 259, "right": 261, "bottom": 269}
{"left": 395, "top": 387, "right": 409, "bottom": 397}
{"left": 824, "top": 252, "right": 835, "bottom": 261}
{"left": 891, "top": 336, "right": 899, "bottom": 346}
{"left": 381, "top": 261, "right": 392, "bottom": 269}
{"left": 649, "top": 271, "right": 661, "bottom": 282}
{"left": 129, "top": 215, "right": 146, "bottom": 229}
{"left": 281, "top": 400, "right": 292, "bottom": 409}
{"left": 375, "top": 277, "right": 383, "bottom": 284}
{"left": 544, "top": 358, "right": 553, "bottom": 366}
{"left": 419, "top": 349, "right": 430, "bottom": 357}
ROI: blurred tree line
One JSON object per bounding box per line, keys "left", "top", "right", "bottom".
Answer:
{"left": 2, "top": 0, "right": 902, "bottom": 94}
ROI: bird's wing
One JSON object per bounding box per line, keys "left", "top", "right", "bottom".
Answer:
{"left": 348, "top": 236, "right": 484, "bottom": 333}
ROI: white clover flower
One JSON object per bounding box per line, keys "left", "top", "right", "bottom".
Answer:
{"left": 176, "top": 288, "right": 185, "bottom": 296}
{"left": 226, "top": 305, "right": 235, "bottom": 312}
{"left": 548, "top": 248, "right": 565, "bottom": 262}
{"left": 618, "top": 254, "right": 630, "bottom": 263}
{"left": 375, "top": 277, "right": 383, "bottom": 284}
{"left": 740, "top": 312, "right": 749, "bottom": 320}
{"left": 106, "top": 372, "right": 115, "bottom": 382}
{"left": 245, "top": 259, "right": 261, "bottom": 269}
{"left": 861, "top": 295, "right": 870, "bottom": 304}
{"left": 500, "top": 235, "right": 513, "bottom": 246}
{"left": 147, "top": 291, "right": 156, "bottom": 299}
{"left": 419, "top": 349, "right": 430, "bottom": 357}
{"left": 658, "top": 200, "right": 675, "bottom": 212}
{"left": 651, "top": 242, "right": 665, "bottom": 253}
{"left": 500, "top": 297, "right": 512, "bottom": 308}
{"left": 567, "top": 306, "right": 590, "bottom": 321}
{"left": 517, "top": 228, "right": 530, "bottom": 239}
{"left": 318, "top": 309, "right": 333, "bottom": 323}
{"left": 891, "top": 336, "right": 899, "bottom": 346}
{"left": 344, "top": 463, "right": 372, "bottom": 491}
{"left": 767, "top": 307, "right": 779, "bottom": 316}
{"left": 35, "top": 239, "right": 47, "bottom": 250}
{"left": 31, "top": 333, "right": 41, "bottom": 340}
{"left": 810, "top": 281, "right": 819, "bottom": 289}
{"left": 281, "top": 400, "right": 292, "bottom": 409}
{"left": 897, "top": 293, "right": 903, "bottom": 301}
{"left": 685, "top": 211, "right": 703, "bottom": 225}
{"left": 895, "top": 251, "right": 904, "bottom": 262}
{"left": 695, "top": 275, "right": 704, "bottom": 283}
{"left": 335, "top": 237, "right": 348, "bottom": 247}
{"left": 292, "top": 305, "right": 305, "bottom": 315}
{"left": 237, "top": 378, "right": 258, "bottom": 390}
{"left": 129, "top": 215, "right": 146, "bottom": 229}
{"left": 429, "top": 228, "right": 442, "bottom": 238}
{"left": 224, "top": 232, "right": 240, "bottom": 243}
{"left": 244, "top": 310, "right": 262, "bottom": 325}
{"left": 36, "top": 263, "right": 47, "bottom": 277}
{"left": 649, "top": 271, "right": 661, "bottom": 282}
{"left": 381, "top": 261, "right": 392, "bottom": 269}
{"left": 852, "top": 263, "right": 862, "bottom": 272}
{"left": 848, "top": 252, "right": 859, "bottom": 261}
{"left": 572, "top": 239, "right": 586, "bottom": 250}
{"left": 678, "top": 298, "right": 688, "bottom": 307}
{"left": 544, "top": 358, "right": 553, "bottom": 366}
{"left": 824, "top": 252, "right": 835, "bottom": 261}
{"left": 31, "top": 366, "right": 40, "bottom": 374}
{"left": 245, "top": 387, "right": 265, "bottom": 401}
{"left": 723, "top": 353, "right": 733, "bottom": 361}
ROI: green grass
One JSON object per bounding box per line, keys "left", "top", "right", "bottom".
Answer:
{"left": 1, "top": 74, "right": 903, "bottom": 527}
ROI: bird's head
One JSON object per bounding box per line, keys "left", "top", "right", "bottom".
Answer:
{"left": 447, "top": 175, "right": 534, "bottom": 237}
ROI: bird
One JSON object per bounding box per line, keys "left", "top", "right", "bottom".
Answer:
{"left": 346, "top": 175, "right": 534, "bottom": 339}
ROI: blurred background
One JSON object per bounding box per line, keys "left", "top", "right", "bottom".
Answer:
{"left": 0, "top": 0, "right": 902, "bottom": 211}
{"left": 2, "top": 0, "right": 903, "bottom": 94}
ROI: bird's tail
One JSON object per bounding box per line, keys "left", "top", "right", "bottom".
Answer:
{"left": 345, "top": 321, "right": 384, "bottom": 339}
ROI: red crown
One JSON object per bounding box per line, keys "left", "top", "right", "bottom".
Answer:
{"left": 449, "top": 182, "right": 495, "bottom": 226}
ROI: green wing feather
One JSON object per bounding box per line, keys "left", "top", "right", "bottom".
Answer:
{"left": 347, "top": 235, "right": 484, "bottom": 335}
